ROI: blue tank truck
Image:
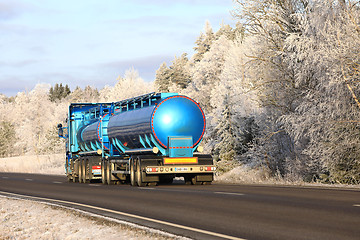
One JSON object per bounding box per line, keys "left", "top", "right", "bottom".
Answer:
{"left": 58, "top": 92, "right": 215, "bottom": 186}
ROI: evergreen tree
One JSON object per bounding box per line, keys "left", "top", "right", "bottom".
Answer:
{"left": 213, "top": 94, "right": 247, "bottom": 173}
{"left": 0, "top": 120, "right": 16, "bottom": 157}
{"left": 155, "top": 62, "right": 171, "bottom": 92}
{"left": 189, "top": 35, "right": 231, "bottom": 112}
{"left": 63, "top": 84, "right": 71, "bottom": 99}
{"left": 49, "top": 83, "right": 71, "bottom": 102}
{"left": 169, "top": 53, "right": 191, "bottom": 89}
{"left": 193, "top": 20, "right": 215, "bottom": 62}
{"left": 215, "top": 23, "right": 235, "bottom": 41}
{"left": 69, "top": 86, "right": 99, "bottom": 103}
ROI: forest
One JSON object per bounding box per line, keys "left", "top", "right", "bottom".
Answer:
{"left": 0, "top": 0, "right": 359, "bottom": 184}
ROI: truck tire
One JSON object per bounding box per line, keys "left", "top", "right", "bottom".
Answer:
{"left": 67, "top": 174, "right": 72, "bottom": 182}
{"left": 84, "top": 160, "right": 90, "bottom": 183}
{"left": 73, "top": 160, "right": 79, "bottom": 183}
{"left": 101, "top": 159, "right": 107, "bottom": 184}
{"left": 79, "top": 160, "right": 83, "bottom": 183}
{"left": 81, "top": 160, "right": 86, "bottom": 183}
{"left": 191, "top": 176, "right": 201, "bottom": 185}
{"left": 106, "top": 161, "right": 114, "bottom": 185}
{"left": 130, "top": 158, "right": 136, "bottom": 186}
{"left": 136, "top": 158, "right": 146, "bottom": 187}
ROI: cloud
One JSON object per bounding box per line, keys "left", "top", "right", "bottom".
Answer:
{"left": 0, "top": 59, "right": 40, "bottom": 68}
{"left": 0, "top": 0, "right": 31, "bottom": 21}
{"left": 100, "top": 55, "right": 174, "bottom": 81}
{"left": 0, "top": 75, "right": 32, "bottom": 96}
{"left": 0, "top": 2, "right": 20, "bottom": 20}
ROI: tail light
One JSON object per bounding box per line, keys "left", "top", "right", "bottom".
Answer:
{"left": 146, "top": 167, "right": 159, "bottom": 172}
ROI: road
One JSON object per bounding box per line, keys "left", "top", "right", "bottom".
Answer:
{"left": 0, "top": 172, "right": 359, "bottom": 240}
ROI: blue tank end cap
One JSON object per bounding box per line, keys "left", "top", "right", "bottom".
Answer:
{"left": 151, "top": 95, "right": 206, "bottom": 149}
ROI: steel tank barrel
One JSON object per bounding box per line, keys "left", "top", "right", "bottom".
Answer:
{"left": 77, "top": 121, "right": 99, "bottom": 143}
{"left": 107, "top": 95, "right": 206, "bottom": 149}
{"left": 76, "top": 120, "right": 102, "bottom": 151}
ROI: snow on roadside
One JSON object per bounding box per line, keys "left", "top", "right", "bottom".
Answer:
{"left": 215, "top": 164, "right": 360, "bottom": 189}
{"left": 0, "top": 196, "right": 185, "bottom": 240}
{"left": 215, "top": 165, "right": 278, "bottom": 184}
{"left": 0, "top": 155, "right": 186, "bottom": 239}
{"left": 0, "top": 154, "right": 64, "bottom": 175}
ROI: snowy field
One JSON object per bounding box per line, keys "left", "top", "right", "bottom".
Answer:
{"left": 0, "top": 154, "right": 64, "bottom": 175}
{"left": 0, "top": 196, "right": 184, "bottom": 240}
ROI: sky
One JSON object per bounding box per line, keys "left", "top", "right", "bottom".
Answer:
{"left": 0, "top": 0, "right": 236, "bottom": 96}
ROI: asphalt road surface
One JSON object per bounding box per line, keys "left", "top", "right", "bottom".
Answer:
{"left": 0, "top": 172, "right": 360, "bottom": 240}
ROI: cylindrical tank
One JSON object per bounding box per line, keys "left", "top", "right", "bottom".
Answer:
{"left": 81, "top": 122, "right": 99, "bottom": 143}
{"left": 107, "top": 95, "right": 206, "bottom": 149}
{"left": 76, "top": 120, "right": 101, "bottom": 151}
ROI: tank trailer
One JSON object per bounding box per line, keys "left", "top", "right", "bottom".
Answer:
{"left": 58, "top": 92, "right": 215, "bottom": 186}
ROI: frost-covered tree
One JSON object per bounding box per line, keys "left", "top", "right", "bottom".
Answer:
{"left": 230, "top": 0, "right": 309, "bottom": 178}
{"left": 0, "top": 120, "right": 16, "bottom": 157}
{"left": 155, "top": 54, "right": 192, "bottom": 92}
{"left": 280, "top": 0, "right": 360, "bottom": 183}
{"left": 155, "top": 62, "right": 171, "bottom": 92}
{"left": 169, "top": 53, "right": 191, "bottom": 89}
{"left": 187, "top": 35, "right": 232, "bottom": 112}
{"left": 193, "top": 20, "right": 215, "bottom": 62}
{"left": 208, "top": 36, "right": 260, "bottom": 171}
{"left": 100, "top": 68, "right": 154, "bottom": 102}
{"left": 213, "top": 95, "right": 239, "bottom": 172}
{"left": 215, "top": 22, "right": 244, "bottom": 41}
{"left": 0, "top": 84, "right": 67, "bottom": 155}
{"left": 69, "top": 86, "right": 99, "bottom": 103}
{"left": 230, "top": 0, "right": 360, "bottom": 182}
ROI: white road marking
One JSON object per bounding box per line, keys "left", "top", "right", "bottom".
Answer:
{"left": 0, "top": 191, "right": 245, "bottom": 240}
{"left": 354, "top": 204, "right": 360, "bottom": 207}
{"left": 215, "top": 192, "right": 245, "bottom": 196}
{"left": 2, "top": 177, "right": 9, "bottom": 179}
{"left": 138, "top": 187, "right": 155, "bottom": 190}
{"left": 52, "top": 182, "right": 62, "bottom": 184}
{"left": 88, "top": 184, "right": 100, "bottom": 187}
{"left": 25, "top": 179, "right": 33, "bottom": 181}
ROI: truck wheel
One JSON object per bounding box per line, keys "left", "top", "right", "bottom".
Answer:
{"left": 81, "top": 160, "right": 86, "bottom": 183}
{"left": 79, "top": 160, "right": 83, "bottom": 183}
{"left": 82, "top": 160, "right": 87, "bottom": 183}
{"left": 136, "top": 158, "right": 146, "bottom": 187}
{"left": 106, "top": 161, "right": 114, "bottom": 185}
{"left": 101, "top": 159, "right": 107, "bottom": 184}
{"left": 184, "top": 176, "right": 192, "bottom": 185}
{"left": 73, "top": 160, "right": 79, "bottom": 183}
{"left": 67, "top": 174, "right": 72, "bottom": 182}
{"left": 191, "top": 176, "right": 201, "bottom": 185}
{"left": 130, "top": 158, "right": 136, "bottom": 186}
{"left": 84, "top": 160, "right": 90, "bottom": 183}
{"left": 73, "top": 175, "right": 79, "bottom": 183}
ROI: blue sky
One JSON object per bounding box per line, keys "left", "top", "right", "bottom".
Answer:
{"left": 0, "top": 0, "right": 236, "bottom": 96}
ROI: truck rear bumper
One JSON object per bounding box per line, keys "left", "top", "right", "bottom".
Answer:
{"left": 145, "top": 165, "right": 216, "bottom": 174}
